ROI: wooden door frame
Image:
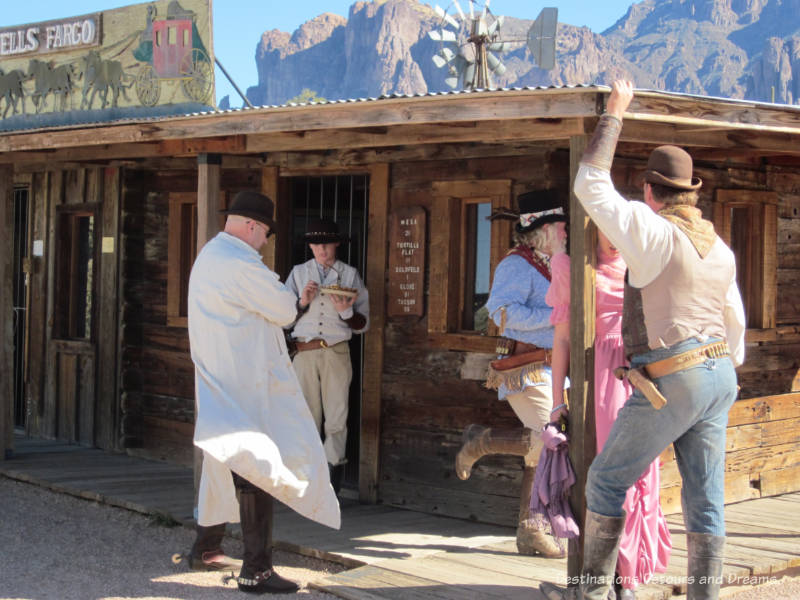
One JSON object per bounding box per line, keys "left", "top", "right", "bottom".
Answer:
{"left": 264, "top": 164, "right": 389, "bottom": 503}
{"left": 1, "top": 165, "right": 13, "bottom": 459}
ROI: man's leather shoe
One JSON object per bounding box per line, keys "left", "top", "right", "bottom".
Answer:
{"left": 237, "top": 569, "right": 299, "bottom": 594}
{"left": 189, "top": 550, "right": 243, "bottom": 571}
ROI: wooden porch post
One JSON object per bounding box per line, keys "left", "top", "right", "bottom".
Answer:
{"left": 193, "top": 153, "right": 222, "bottom": 496}
{"left": 0, "top": 165, "right": 14, "bottom": 459}
{"left": 360, "top": 163, "right": 389, "bottom": 503}
{"left": 567, "top": 134, "right": 598, "bottom": 580}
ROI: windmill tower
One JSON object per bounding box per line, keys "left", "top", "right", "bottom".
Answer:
{"left": 429, "top": 1, "right": 558, "bottom": 90}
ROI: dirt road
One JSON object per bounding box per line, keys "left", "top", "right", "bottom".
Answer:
{"left": 2, "top": 475, "right": 799, "bottom": 599}
{"left": 0, "top": 477, "right": 344, "bottom": 599}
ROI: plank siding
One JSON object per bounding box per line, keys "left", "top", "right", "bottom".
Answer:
{"left": 118, "top": 167, "right": 262, "bottom": 463}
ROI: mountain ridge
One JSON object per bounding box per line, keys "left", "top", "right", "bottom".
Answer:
{"left": 244, "top": 0, "right": 800, "bottom": 107}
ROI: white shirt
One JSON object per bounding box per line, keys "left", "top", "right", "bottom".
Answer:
{"left": 574, "top": 165, "right": 746, "bottom": 366}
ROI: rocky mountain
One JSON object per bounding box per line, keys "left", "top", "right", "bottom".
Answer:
{"left": 245, "top": 0, "right": 800, "bottom": 107}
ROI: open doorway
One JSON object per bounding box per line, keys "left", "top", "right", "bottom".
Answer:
{"left": 286, "top": 174, "right": 369, "bottom": 496}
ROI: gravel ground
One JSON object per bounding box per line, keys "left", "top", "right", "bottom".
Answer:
{"left": 0, "top": 477, "right": 346, "bottom": 599}
{"left": 3, "top": 475, "right": 799, "bottom": 600}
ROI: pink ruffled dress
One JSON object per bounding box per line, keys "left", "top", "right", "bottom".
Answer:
{"left": 546, "top": 250, "right": 672, "bottom": 590}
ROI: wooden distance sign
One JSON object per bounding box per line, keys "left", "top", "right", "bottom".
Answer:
{"left": 388, "top": 206, "right": 426, "bottom": 317}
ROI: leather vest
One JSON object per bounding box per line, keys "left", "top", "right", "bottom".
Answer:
{"left": 622, "top": 226, "right": 734, "bottom": 356}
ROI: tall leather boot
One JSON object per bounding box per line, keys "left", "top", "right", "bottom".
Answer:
{"left": 455, "top": 425, "right": 532, "bottom": 480}
{"left": 236, "top": 479, "right": 298, "bottom": 594}
{"left": 540, "top": 510, "right": 625, "bottom": 600}
{"left": 516, "top": 466, "right": 565, "bottom": 558}
{"left": 189, "top": 523, "right": 242, "bottom": 571}
{"left": 687, "top": 532, "right": 725, "bottom": 600}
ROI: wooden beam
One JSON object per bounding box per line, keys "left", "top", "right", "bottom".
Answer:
{"left": 567, "top": 134, "right": 597, "bottom": 582}
{"left": 248, "top": 119, "right": 584, "bottom": 153}
{"left": 0, "top": 91, "right": 598, "bottom": 154}
{"left": 0, "top": 165, "right": 13, "bottom": 458}
{"left": 96, "top": 167, "right": 121, "bottom": 450}
{"left": 264, "top": 141, "right": 562, "bottom": 170}
{"left": 260, "top": 167, "right": 279, "bottom": 270}
{"left": 360, "top": 163, "right": 389, "bottom": 504}
{"left": 196, "top": 154, "right": 222, "bottom": 253}
{"left": 621, "top": 120, "right": 800, "bottom": 155}
{"left": 194, "top": 153, "right": 222, "bottom": 499}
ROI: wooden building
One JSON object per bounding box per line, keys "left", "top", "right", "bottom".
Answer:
{"left": 2, "top": 86, "right": 800, "bottom": 528}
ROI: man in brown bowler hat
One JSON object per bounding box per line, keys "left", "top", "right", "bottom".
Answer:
{"left": 540, "top": 81, "right": 746, "bottom": 600}
{"left": 186, "top": 191, "right": 339, "bottom": 594}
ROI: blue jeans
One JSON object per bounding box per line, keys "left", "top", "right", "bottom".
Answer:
{"left": 585, "top": 337, "right": 738, "bottom": 536}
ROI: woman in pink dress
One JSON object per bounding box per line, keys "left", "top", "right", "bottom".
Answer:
{"left": 546, "top": 231, "right": 672, "bottom": 599}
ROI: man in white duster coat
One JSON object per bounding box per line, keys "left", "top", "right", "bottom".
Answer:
{"left": 187, "top": 191, "right": 340, "bottom": 595}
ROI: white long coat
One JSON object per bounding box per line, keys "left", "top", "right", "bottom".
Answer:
{"left": 188, "top": 232, "right": 340, "bottom": 529}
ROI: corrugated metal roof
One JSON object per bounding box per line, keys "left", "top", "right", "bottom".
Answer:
{"left": 1, "top": 83, "right": 799, "bottom": 138}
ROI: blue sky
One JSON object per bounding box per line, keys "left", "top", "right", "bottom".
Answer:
{"left": 4, "top": 0, "right": 636, "bottom": 105}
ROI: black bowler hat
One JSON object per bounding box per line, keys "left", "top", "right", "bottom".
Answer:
{"left": 515, "top": 189, "right": 566, "bottom": 234}
{"left": 303, "top": 218, "right": 348, "bottom": 244}
{"left": 221, "top": 191, "right": 277, "bottom": 231}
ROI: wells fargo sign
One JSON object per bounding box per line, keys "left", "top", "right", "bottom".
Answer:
{"left": 0, "top": 15, "right": 102, "bottom": 57}
{"left": 0, "top": 0, "right": 214, "bottom": 126}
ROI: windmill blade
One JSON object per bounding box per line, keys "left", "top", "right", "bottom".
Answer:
{"left": 487, "top": 51, "right": 506, "bottom": 76}
{"left": 482, "top": 0, "right": 491, "bottom": 18}
{"left": 434, "top": 5, "right": 461, "bottom": 30}
{"left": 468, "top": 0, "right": 474, "bottom": 19}
{"left": 440, "top": 46, "right": 457, "bottom": 62}
{"left": 464, "top": 62, "right": 476, "bottom": 87}
{"left": 488, "top": 14, "right": 504, "bottom": 36}
{"left": 433, "top": 55, "right": 447, "bottom": 68}
{"left": 527, "top": 7, "right": 558, "bottom": 70}
{"left": 441, "top": 29, "right": 457, "bottom": 42}
{"left": 452, "top": 0, "right": 466, "bottom": 22}
{"left": 444, "top": 76, "right": 460, "bottom": 89}
{"left": 488, "top": 41, "right": 508, "bottom": 53}
{"left": 428, "top": 30, "right": 442, "bottom": 41}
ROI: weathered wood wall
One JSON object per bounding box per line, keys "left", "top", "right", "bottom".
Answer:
{"left": 118, "top": 167, "right": 260, "bottom": 465}
{"left": 377, "top": 146, "right": 800, "bottom": 527}
{"left": 377, "top": 150, "right": 570, "bottom": 525}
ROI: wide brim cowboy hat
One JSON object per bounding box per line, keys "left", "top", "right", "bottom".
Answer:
{"left": 515, "top": 188, "right": 567, "bottom": 234}
{"left": 220, "top": 191, "right": 277, "bottom": 231}
{"left": 302, "top": 218, "right": 349, "bottom": 244}
{"left": 644, "top": 145, "right": 702, "bottom": 190}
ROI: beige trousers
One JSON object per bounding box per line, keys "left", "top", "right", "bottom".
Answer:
{"left": 292, "top": 342, "right": 352, "bottom": 466}
{"left": 505, "top": 384, "right": 553, "bottom": 467}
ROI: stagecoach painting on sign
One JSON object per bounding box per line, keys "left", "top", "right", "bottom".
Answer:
{"left": 0, "top": 0, "right": 214, "bottom": 130}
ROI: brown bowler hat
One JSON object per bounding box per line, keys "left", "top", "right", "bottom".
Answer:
{"left": 221, "top": 191, "right": 277, "bottom": 231}
{"left": 644, "top": 145, "right": 702, "bottom": 190}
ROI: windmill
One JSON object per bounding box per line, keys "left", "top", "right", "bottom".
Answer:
{"left": 429, "top": 1, "right": 558, "bottom": 90}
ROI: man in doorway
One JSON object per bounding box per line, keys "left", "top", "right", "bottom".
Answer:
{"left": 455, "top": 189, "right": 567, "bottom": 558}
{"left": 540, "top": 80, "right": 745, "bottom": 600}
{"left": 286, "top": 218, "right": 370, "bottom": 494}
{"left": 187, "top": 192, "right": 340, "bottom": 594}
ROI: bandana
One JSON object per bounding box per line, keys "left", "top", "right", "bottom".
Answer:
{"left": 658, "top": 205, "right": 717, "bottom": 258}
{"left": 507, "top": 244, "right": 552, "bottom": 282}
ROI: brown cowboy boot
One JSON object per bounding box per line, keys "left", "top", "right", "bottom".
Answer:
{"left": 516, "top": 466, "right": 565, "bottom": 558}
{"left": 455, "top": 425, "right": 532, "bottom": 480}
